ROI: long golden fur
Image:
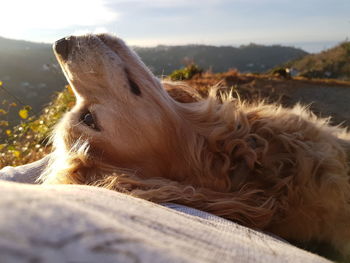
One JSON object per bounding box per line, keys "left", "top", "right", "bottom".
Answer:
{"left": 41, "top": 34, "right": 350, "bottom": 258}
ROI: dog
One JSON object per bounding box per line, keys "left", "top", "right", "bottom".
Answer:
{"left": 39, "top": 33, "right": 350, "bottom": 258}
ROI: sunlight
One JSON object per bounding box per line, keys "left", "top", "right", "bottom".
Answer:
{"left": 0, "top": 0, "right": 118, "bottom": 39}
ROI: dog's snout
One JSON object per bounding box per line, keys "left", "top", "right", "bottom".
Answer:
{"left": 54, "top": 36, "right": 74, "bottom": 61}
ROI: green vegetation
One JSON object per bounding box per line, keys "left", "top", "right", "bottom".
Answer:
{"left": 286, "top": 41, "right": 350, "bottom": 80}
{"left": 271, "top": 67, "right": 291, "bottom": 79}
{"left": 0, "top": 86, "right": 75, "bottom": 167}
{"left": 169, "top": 64, "right": 203, "bottom": 80}
{"left": 342, "top": 42, "right": 350, "bottom": 56}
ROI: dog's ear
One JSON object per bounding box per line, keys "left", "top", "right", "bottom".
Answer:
{"left": 162, "top": 82, "right": 202, "bottom": 103}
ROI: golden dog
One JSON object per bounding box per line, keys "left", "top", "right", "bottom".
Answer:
{"left": 40, "top": 34, "right": 350, "bottom": 258}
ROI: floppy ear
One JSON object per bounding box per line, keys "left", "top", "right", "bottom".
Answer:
{"left": 162, "top": 82, "right": 202, "bottom": 103}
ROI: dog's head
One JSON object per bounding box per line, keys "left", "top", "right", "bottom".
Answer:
{"left": 50, "top": 34, "right": 191, "bottom": 181}
{"left": 41, "top": 34, "right": 277, "bottom": 225}
{"left": 45, "top": 33, "right": 255, "bottom": 195}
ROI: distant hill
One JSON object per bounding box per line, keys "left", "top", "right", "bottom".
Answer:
{"left": 135, "top": 44, "right": 307, "bottom": 75}
{"left": 285, "top": 42, "right": 350, "bottom": 80}
{"left": 0, "top": 37, "right": 67, "bottom": 127}
{"left": 0, "top": 37, "right": 67, "bottom": 105}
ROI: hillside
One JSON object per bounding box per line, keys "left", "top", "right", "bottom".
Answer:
{"left": 0, "top": 37, "right": 67, "bottom": 105}
{"left": 286, "top": 41, "right": 350, "bottom": 80}
{"left": 0, "top": 37, "right": 67, "bottom": 126}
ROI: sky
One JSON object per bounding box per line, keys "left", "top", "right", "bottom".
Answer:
{"left": 0, "top": 0, "right": 349, "bottom": 53}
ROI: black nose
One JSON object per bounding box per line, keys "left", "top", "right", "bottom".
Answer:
{"left": 54, "top": 37, "right": 74, "bottom": 60}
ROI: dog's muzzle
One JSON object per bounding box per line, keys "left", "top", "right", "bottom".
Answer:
{"left": 54, "top": 36, "right": 75, "bottom": 61}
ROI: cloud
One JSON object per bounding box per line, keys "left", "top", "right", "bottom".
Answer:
{"left": 0, "top": 0, "right": 348, "bottom": 50}
{"left": 0, "top": 0, "right": 118, "bottom": 38}
{"left": 106, "top": 0, "right": 288, "bottom": 8}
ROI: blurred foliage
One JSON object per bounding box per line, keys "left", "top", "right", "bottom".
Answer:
{"left": 342, "top": 42, "right": 350, "bottom": 56}
{"left": 271, "top": 67, "right": 291, "bottom": 79}
{"left": 169, "top": 64, "right": 203, "bottom": 81}
{"left": 0, "top": 85, "right": 75, "bottom": 168}
{"left": 285, "top": 41, "right": 350, "bottom": 80}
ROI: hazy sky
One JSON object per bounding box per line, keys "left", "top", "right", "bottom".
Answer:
{"left": 1, "top": 0, "right": 349, "bottom": 52}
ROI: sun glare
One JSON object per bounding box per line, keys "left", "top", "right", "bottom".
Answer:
{"left": 0, "top": 0, "right": 118, "bottom": 40}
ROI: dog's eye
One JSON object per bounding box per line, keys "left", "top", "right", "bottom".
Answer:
{"left": 80, "top": 111, "right": 100, "bottom": 131}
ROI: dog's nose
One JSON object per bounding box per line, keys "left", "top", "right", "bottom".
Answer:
{"left": 54, "top": 36, "right": 74, "bottom": 60}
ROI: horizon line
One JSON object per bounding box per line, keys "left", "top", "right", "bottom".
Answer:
{"left": 0, "top": 35, "right": 347, "bottom": 54}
